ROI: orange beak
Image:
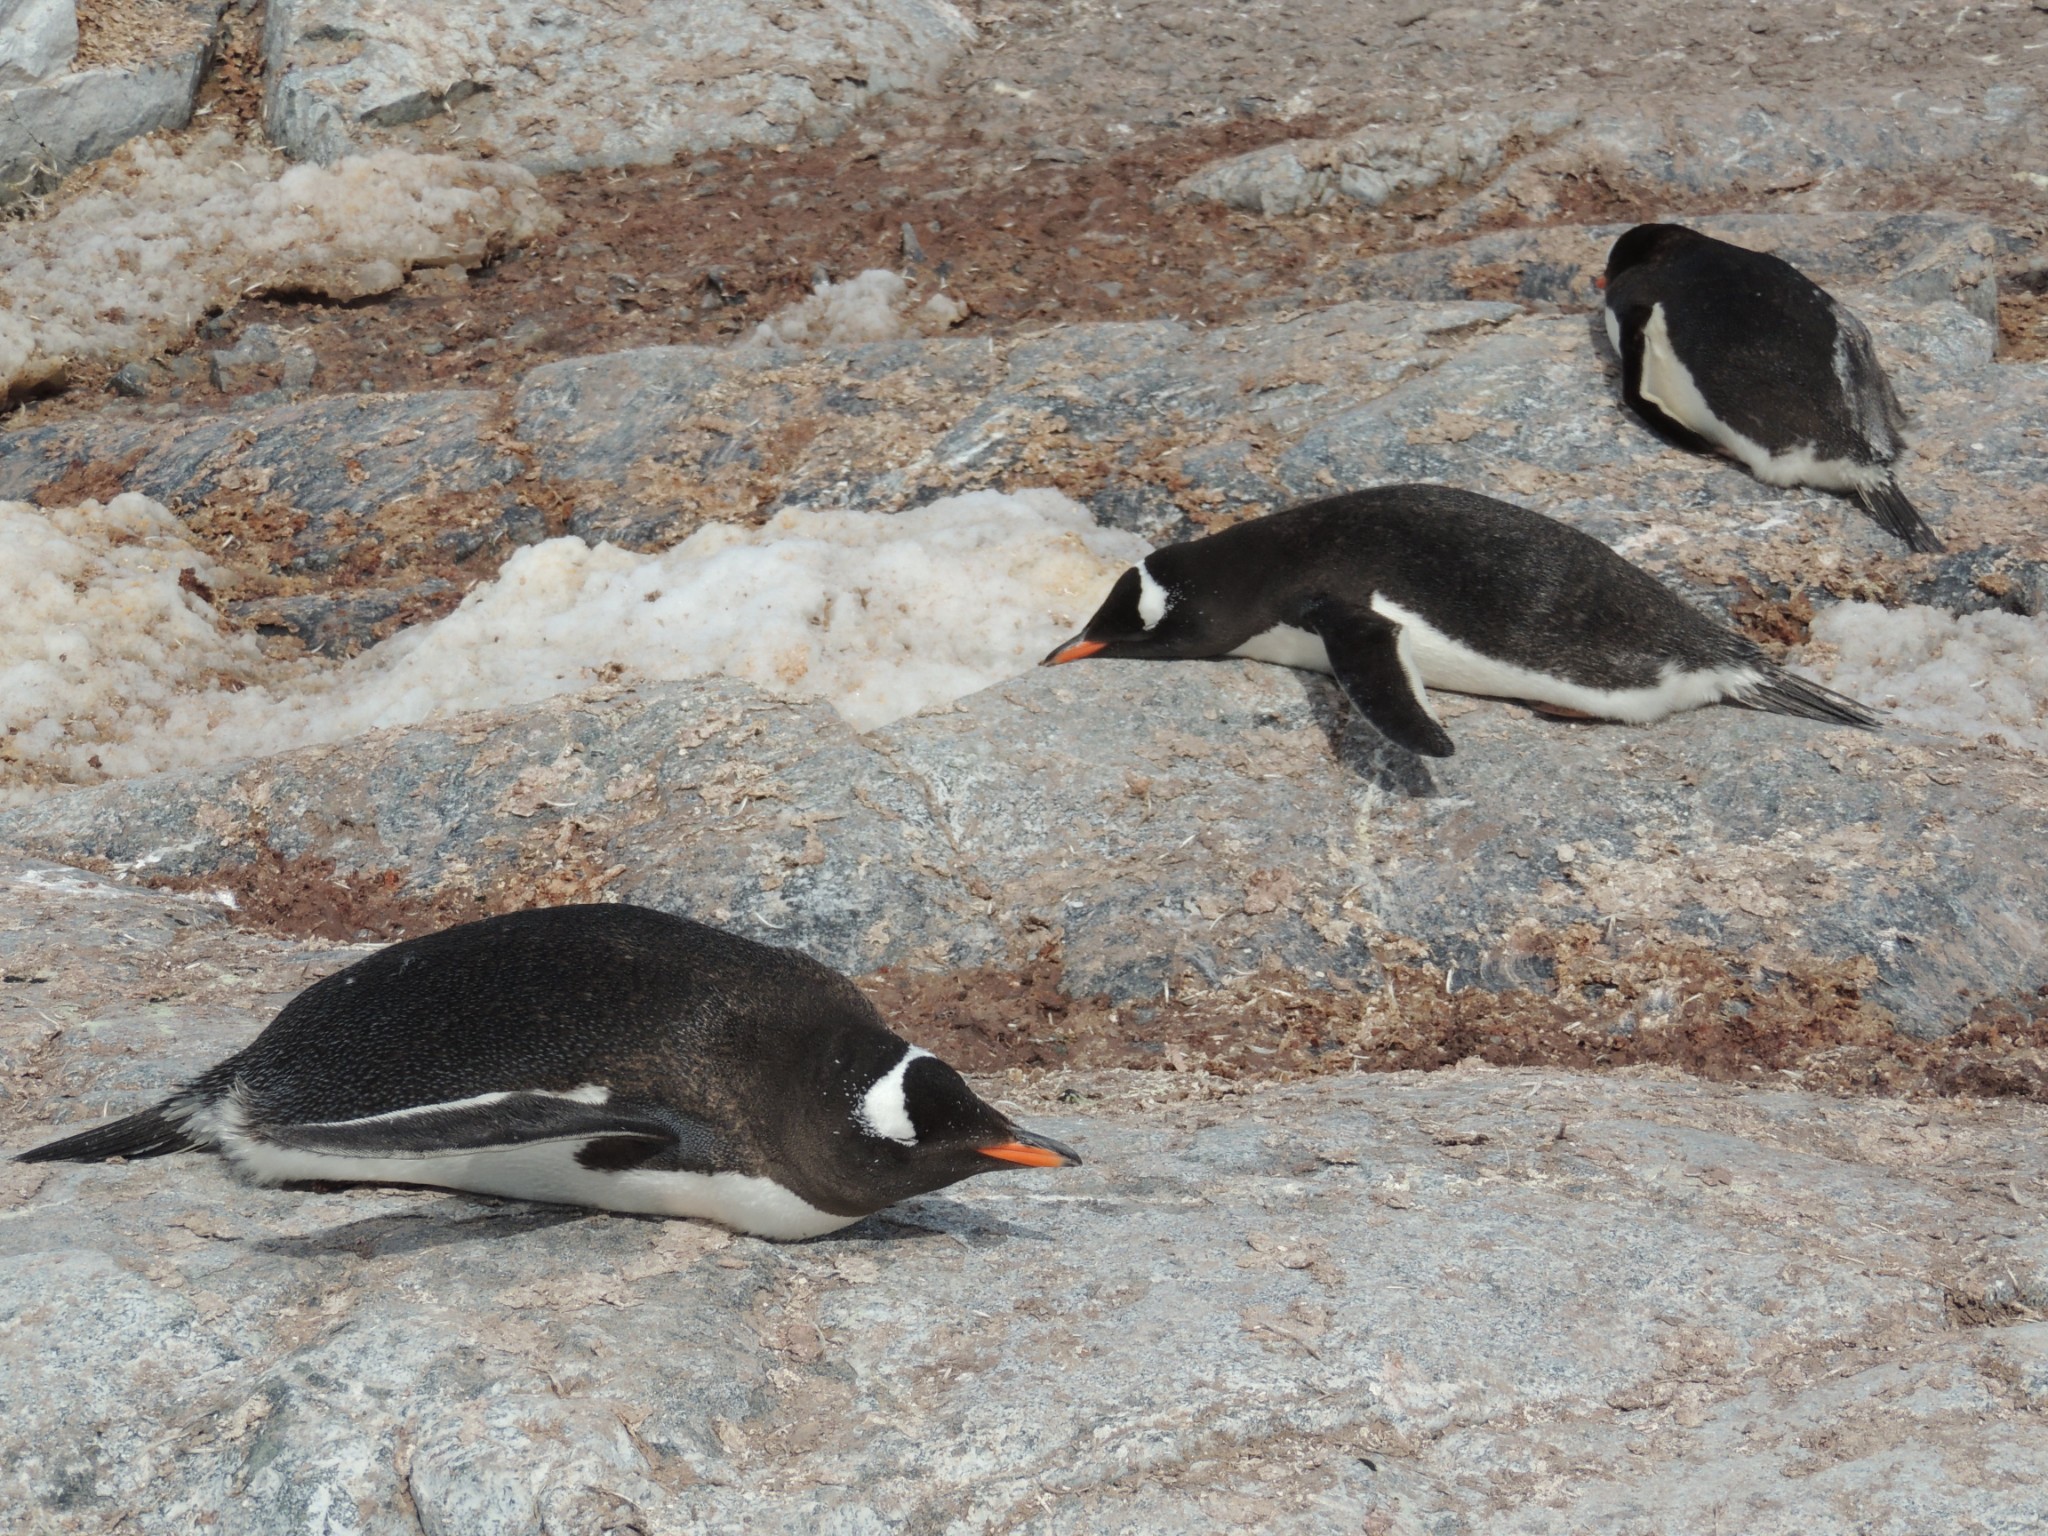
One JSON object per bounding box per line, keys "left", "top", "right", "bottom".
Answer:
{"left": 1042, "top": 637, "right": 1106, "bottom": 666}
{"left": 978, "top": 1132, "right": 1082, "bottom": 1168}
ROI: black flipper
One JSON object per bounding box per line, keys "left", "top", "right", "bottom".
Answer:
{"left": 1736, "top": 669, "right": 1881, "bottom": 731}
{"left": 14, "top": 1105, "right": 198, "bottom": 1163}
{"left": 1854, "top": 476, "right": 1944, "bottom": 555}
{"left": 1304, "top": 598, "right": 1456, "bottom": 758}
{"left": 255, "top": 1093, "right": 738, "bottom": 1176}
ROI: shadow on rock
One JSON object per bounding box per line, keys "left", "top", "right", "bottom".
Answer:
{"left": 254, "top": 1203, "right": 593, "bottom": 1259}
{"left": 1300, "top": 674, "right": 1440, "bottom": 796}
{"left": 839, "top": 1196, "right": 1064, "bottom": 1246}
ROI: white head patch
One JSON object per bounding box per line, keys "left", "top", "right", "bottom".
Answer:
{"left": 857, "top": 1046, "right": 933, "bottom": 1145}
{"left": 1135, "top": 559, "right": 1171, "bottom": 630}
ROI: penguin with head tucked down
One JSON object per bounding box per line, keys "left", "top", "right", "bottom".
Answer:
{"left": 1601, "top": 222, "right": 1942, "bottom": 553}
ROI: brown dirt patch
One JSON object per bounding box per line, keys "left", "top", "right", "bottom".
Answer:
{"left": 863, "top": 928, "right": 2048, "bottom": 1104}
{"left": 2000, "top": 283, "right": 2048, "bottom": 364}
{"left": 73, "top": 0, "right": 217, "bottom": 73}
{"left": 200, "top": 115, "right": 1364, "bottom": 401}
{"left": 1726, "top": 580, "right": 1816, "bottom": 657}
{"left": 26, "top": 443, "right": 148, "bottom": 507}
{"left": 187, "top": 0, "right": 266, "bottom": 137}
{"left": 140, "top": 836, "right": 631, "bottom": 943}
{"left": 1943, "top": 1285, "right": 2044, "bottom": 1328}
{"left": 145, "top": 850, "right": 497, "bottom": 944}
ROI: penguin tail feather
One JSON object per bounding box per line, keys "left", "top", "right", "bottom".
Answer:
{"left": 13, "top": 1105, "right": 198, "bottom": 1164}
{"left": 1739, "top": 670, "right": 1880, "bottom": 731}
{"left": 1856, "top": 477, "right": 1944, "bottom": 554}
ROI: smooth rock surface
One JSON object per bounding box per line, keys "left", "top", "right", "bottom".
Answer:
{"left": 0, "top": 0, "right": 75, "bottom": 88}
{"left": 0, "top": 858, "right": 2043, "bottom": 1533}
{"left": 262, "top": 0, "right": 976, "bottom": 171}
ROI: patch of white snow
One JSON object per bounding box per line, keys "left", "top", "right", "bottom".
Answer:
{"left": 0, "top": 129, "right": 556, "bottom": 396}
{"left": 1805, "top": 601, "right": 2048, "bottom": 753}
{"left": 2, "top": 489, "right": 1146, "bottom": 804}
{"left": 752, "top": 269, "right": 968, "bottom": 347}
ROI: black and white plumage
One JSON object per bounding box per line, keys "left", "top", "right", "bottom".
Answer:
{"left": 13, "top": 904, "right": 1079, "bottom": 1239}
{"left": 1601, "top": 222, "right": 1943, "bottom": 553}
{"left": 1042, "top": 485, "right": 1877, "bottom": 756}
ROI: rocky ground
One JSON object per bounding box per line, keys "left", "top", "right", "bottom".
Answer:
{"left": 4, "top": 2, "right": 2048, "bottom": 1531}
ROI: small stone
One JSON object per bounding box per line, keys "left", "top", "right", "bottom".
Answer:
{"left": 1555, "top": 843, "right": 1576, "bottom": 865}
{"left": 207, "top": 325, "right": 287, "bottom": 392}
{"left": 280, "top": 347, "right": 317, "bottom": 391}
{"left": 500, "top": 318, "right": 547, "bottom": 352}
{"left": 419, "top": 340, "right": 446, "bottom": 356}
{"left": 108, "top": 361, "right": 152, "bottom": 397}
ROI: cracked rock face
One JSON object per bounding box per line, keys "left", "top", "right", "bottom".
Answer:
{"left": 0, "top": 859, "right": 2043, "bottom": 1533}
{"left": 261, "top": 0, "right": 978, "bottom": 171}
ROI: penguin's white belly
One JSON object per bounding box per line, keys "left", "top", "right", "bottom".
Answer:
{"left": 226, "top": 1134, "right": 856, "bottom": 1240}
{"left": 1229, "top": 603, "right": 1763, "bottom": 725}
{"left": 1229, "top": 622, "right": 1334, "bottom": 673}
{"left": 1632, "top": 304, "right": 1882, "bottom": 494}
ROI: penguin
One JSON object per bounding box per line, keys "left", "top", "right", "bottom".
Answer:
{"left": 1601, "top": 222, "right": 1943, "bottom": 553}
{"left": 13, "top": 904, "right": 1079, "bottom": 1240}
{"left": 1041, "top": 485, "right": 1876, "bottom": 757}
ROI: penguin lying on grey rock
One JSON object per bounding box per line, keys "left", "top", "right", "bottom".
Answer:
{"left": 1043, "top": 485, "right": 1877, "bottom": 757}
{"left": 1601, "top": 222, "right": 1943, "bottom": 553}
{"left": 15, "top": 904, "right": 1079, "bottom": 1240}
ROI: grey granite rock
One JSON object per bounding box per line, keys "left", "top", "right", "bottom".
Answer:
{"left": 204, "top": 325, "right": 319, "bottom": 398}
{"left": 1330, "top": 212, "right": 2002, "bottom": 328}
{"left": 262, "top": 0, "right": 976, "bottom": 172}
{"left": 1445, "top": 88, "right": 2045, "bottom": 229}
{"left": 3, "top": 654, "right": 2042, "bottom": 1032}
{"left": 11, "top": 256, "right": 2036, "bottom": 593}
{"left": 0, "top": 0, "right": 75, "bottom": 88}
{"left": 509, "top": 302, "right": 1524, "bottom": 547}
{"left": 225, "top": 580, "right": 457, "bottom": 658}
{"left": 0, "top": 1, "right": 223, "bottom": 201}
{"left": 1180, "top": 105, "right": 1583, "bottom": 216}
{"left": 0, "top": 860, "right": 2042, "bottom": 1533}
{"left": 0, "top": 386, "right": 527, "bottom": 570}
{"left": 3, "top": 238, "right": 2041, "bottom": 1034}
{"left": 1179, "top": 89, "right": 2044, "bottom": 230}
